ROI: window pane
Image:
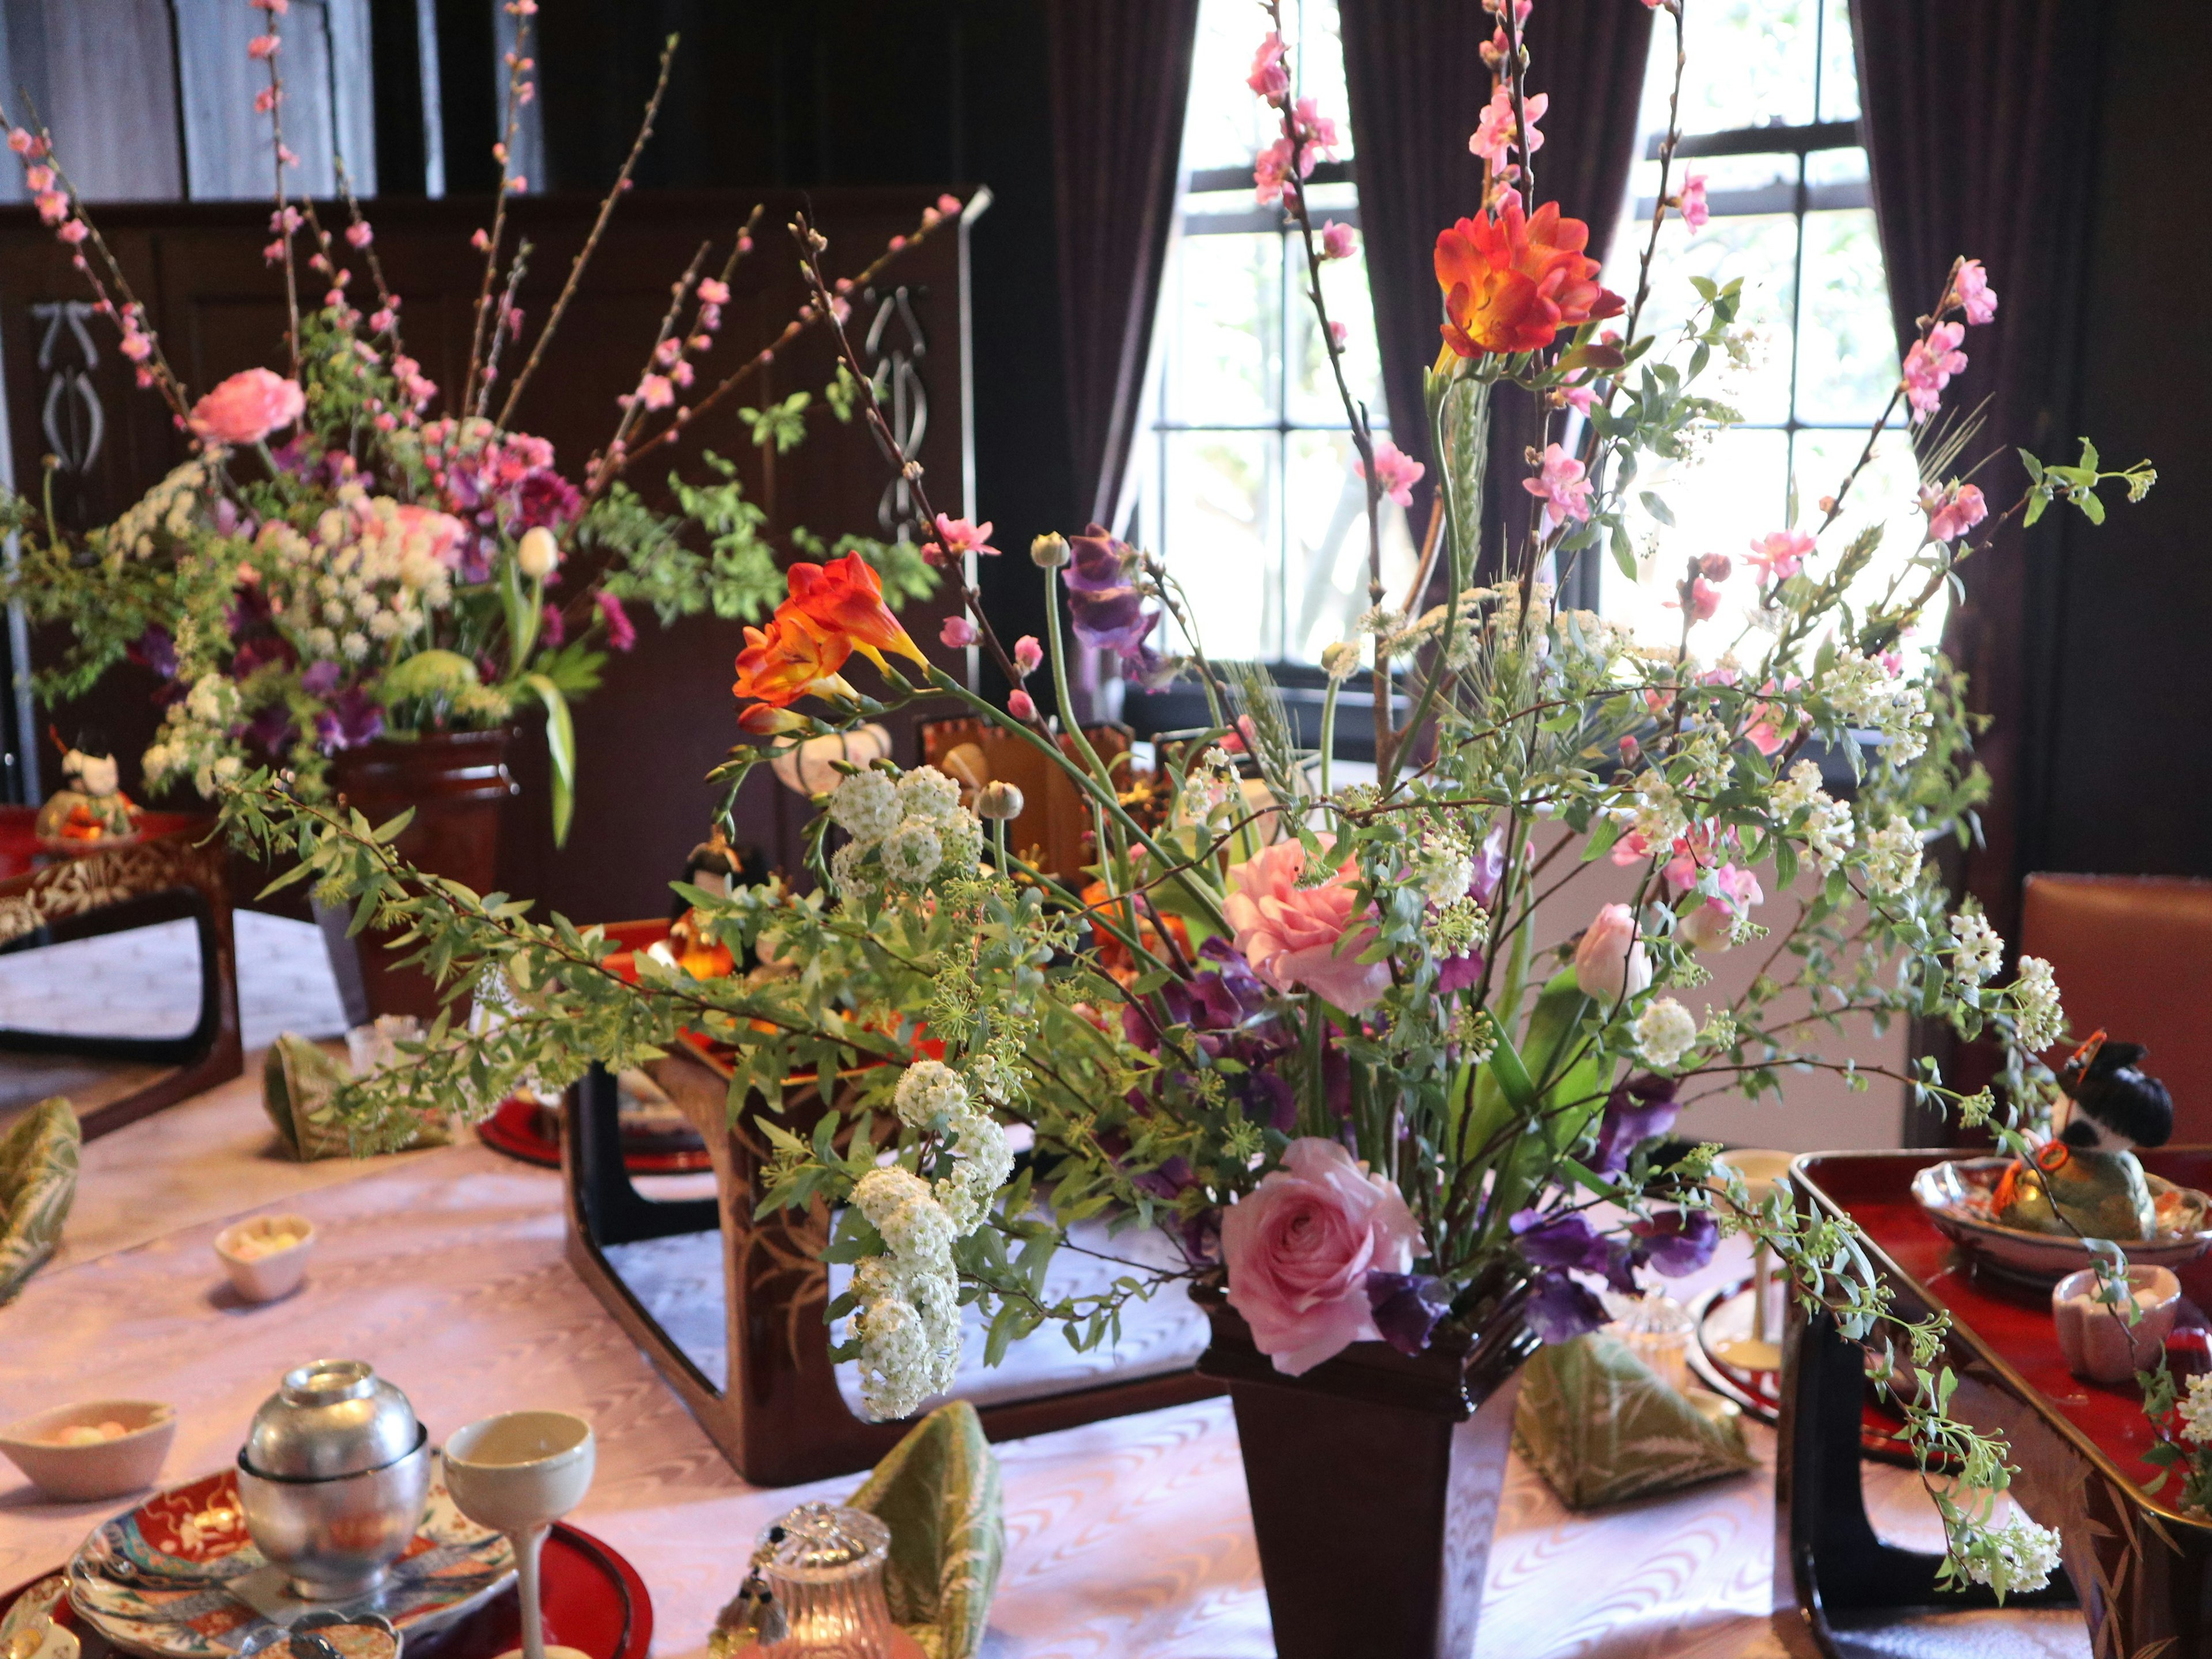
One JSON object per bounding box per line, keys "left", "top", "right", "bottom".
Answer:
{"left": 1804, "top": 146, "right": 1869, "bottom": 188}
{"left": 1182, "top": 0, "right": 1280, "bottom": 173}
{"left": 1608, "top": 213, "right": 1800, "bottom": 427}
{"left": 1287, "top": 240, "right": 1387, "bottom": 426}
{"left": 1818, "top": 0, "right": 1859, "bottom": 123}
{"left": 1795, "top": 210, "right": 1898, "bottom": 424}
{"left": 1162, "top": 233, "right": 1282, "bottom": 425}
{"left": 1290, "top": 0, "right": 1355, "bottom": 161}
{"left": 1603, "top": 429, "right": 1790, "bottom": 645}
{"left": 1651, "top": 0, "right": 1820, "bottom": 137}
{"left": 1791, "top": 430, "right": 1948, "bottom": 656}
{"left": 1284, "top": 431, "right": 1416, "bottom": 663}
{"left": 1161, "top": 431, "right": 1277, "bottom": 662}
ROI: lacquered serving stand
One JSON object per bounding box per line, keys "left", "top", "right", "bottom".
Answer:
{"left": 1778, "top": 1149, "right": 2212, "bottom": 1656}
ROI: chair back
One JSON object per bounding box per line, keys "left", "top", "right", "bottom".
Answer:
{"left": 2021, "top": 873, "right": 2212, "bottom": 1142}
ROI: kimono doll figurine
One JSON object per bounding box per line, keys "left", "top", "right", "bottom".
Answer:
{"left": 1994, "top": 1032, "right": 2173, "bottom": 1242}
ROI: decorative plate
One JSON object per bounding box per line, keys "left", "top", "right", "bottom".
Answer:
{"left": 1911, "top": 1156, "right": 2212, "bottom": 1285}
{"left": 67, "top": 1462, "right": 513, "bottom": 1659}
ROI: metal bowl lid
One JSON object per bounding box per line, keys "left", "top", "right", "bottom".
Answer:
{"left": 242, "top": 1359, "right": 419, "bottom": 1480}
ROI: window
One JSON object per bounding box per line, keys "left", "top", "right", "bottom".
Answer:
{"left": 1127, "top": 0, "right": 1416, "bottom": 667}
{"left": 1598, "top": 0, "right": 1936, "bottom": 653}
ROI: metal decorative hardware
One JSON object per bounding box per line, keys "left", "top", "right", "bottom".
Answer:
{"left": 861, "top": 284, "right": 928, "bottom": 542}
{"left": 32, "top": 301, "right": 104, "bottom": 475}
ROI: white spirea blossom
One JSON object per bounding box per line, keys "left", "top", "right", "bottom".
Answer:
{"left": 895, "top": 1059, "right": 969, "bottom": 1126}
{"left": 1959, "top": 1512, "right": 2063, "bottom": 1597}
{"left": 830, "top": 769, "right": 901, "bottom": 843}
{"left": 895, "top": 766, "right": 963, "bottom": 824}
{"left": 1861, "top": 815, "right": 1924, "bottom": 898}
{"left": 1634, "top": 998, "right": 1699, "bottom": 1071}
{"left": 1820, "top": 652, "right": 1931, "bottom": 763}
{"left": 1948, "top": 910, "right": 2003, "bottom": 986}
{"left": 1773, "top": 758, "right": 1827, "bottom": 816}
{"left": 829, "top": 839, "right": 872, "bottom": 898}
{"left": 2180, "top": 1373, "right": 2212, "bottom": 1445}
{"left": 2012, "top": 955, "right": 2066, "bottom": 1052}
{"left": 881, "top": 817, "right": 945, "bottom": 885}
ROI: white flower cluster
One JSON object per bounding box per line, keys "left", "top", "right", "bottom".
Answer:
{"left": 1958, "top": 1511, "right": 2063, "bottom": 1597}
{"left": 1819, "top": 652, "right": 1931, "bottom": 763}
{"left": 828, "top": 766, "right": 982, "bottom": 895}
{"left": 2180, "top": 1372, "right": 2212, "bottom": 1445}
{"left": 1634, "top": 997, "right": 1699, "bottom": 1071}
{"left": 2012, "top": 955, "right": 2066, "bottom": 1052}
{"left": 1613, "top": 771, "right": 1689, "bottom": 851}
{"left": 100, "top": 459, "right": 207, "bottom": 560}
{"left": 847, "top": 1059, "right": 1017, "bottom": 1420}
{"left": 288, "top": 497, "right": 453, "bottom": 663}
{"left": 1414, "top": 828, "right": 1475, "bottom": 908}
{"left": 1948, "top": 909, "right": 2003, "bottom": 986}
{"left": 1176, "top": 745, "right": 1243, "bottom": 827}
{"left": 142, "top": 674, "right": 244, "bottom": 795}
{"left": 1860, "top": 814, "right": 1925, "bottom": 899}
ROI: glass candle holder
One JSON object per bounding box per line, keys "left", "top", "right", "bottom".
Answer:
{"left": 757, "top": 1502, "right": 896, "bottom": 1658}
{"left": 1608, "top": 1291, "right": 1695, "bottom": 1395}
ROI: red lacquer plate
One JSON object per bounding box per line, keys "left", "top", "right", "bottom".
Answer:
{"left": 475, "top": 1097, "right": 711, "bottom": 1175}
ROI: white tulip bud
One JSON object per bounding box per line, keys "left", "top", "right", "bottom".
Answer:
{"left": 976, "top": 780, "right": 1026, "bottom": 821}
{"left": 1031, "top": 533, "right": 1070, "bottom": 569}
{"left": 516, "top": 526, "right": 560, "bottom": 580}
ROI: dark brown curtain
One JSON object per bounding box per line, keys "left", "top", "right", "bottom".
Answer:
{"left": 1851, "top": 0, "right": 2099, "bottom": 947}
{"left": 1047, "top": 0, "right": 1203, "bottom": 528}
{"left": 1340, "top": 0, "right": 1651, "bottom": 559}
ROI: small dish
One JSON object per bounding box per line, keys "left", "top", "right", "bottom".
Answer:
{"left": 1911, "top": 1156, "right": 2212, "bottom": 1286}
{"left": 2052, "top": 1264, "right": 2182, "bottom": 1383}
{"left": 0, "top": 1399, "right": 175, "bottom": 1501}
{"left": 215, "top": 1214, "right": 317, "bottom": 1303}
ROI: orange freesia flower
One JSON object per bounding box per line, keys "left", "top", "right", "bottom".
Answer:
{"left": 1434, "top": 198, "right": 1624, "bottom": 360}
{"left": 733, "top": 608, "right": 856, "bottom": 709}
{"left": 785, "top": 551, "right": 929, "bottom": 672}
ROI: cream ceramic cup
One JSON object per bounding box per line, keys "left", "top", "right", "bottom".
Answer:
{"left": 444, "top": 1412, "right": 595, "bottom": 1659}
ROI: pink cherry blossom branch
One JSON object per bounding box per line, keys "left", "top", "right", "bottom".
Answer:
{"left": 578, "top": 240, "right": 709, "bottom": 504}
{"left": 248, "top": 3, "right": 303, "bottom": 377}
{"left": 460, "top": 4, "right": 539, "bottom": 417}
{"left": 497, "top": 32, "right": 677, "bottom": 429}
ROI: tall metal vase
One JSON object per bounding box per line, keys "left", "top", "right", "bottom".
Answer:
{"left": 1196, "top": 1287, "right": 1536, "bottom": 1659}
{"left": 317, "top": 729, "right": 519, "bottom": 1023}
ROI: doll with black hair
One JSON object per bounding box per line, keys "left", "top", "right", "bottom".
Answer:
{"left": 1994, "top": 1032, "right": 2174, "bottom": 1243}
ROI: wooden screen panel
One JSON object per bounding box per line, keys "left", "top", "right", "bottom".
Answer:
{"left": 0, "top": 188, "right": 974, "bottom": 922}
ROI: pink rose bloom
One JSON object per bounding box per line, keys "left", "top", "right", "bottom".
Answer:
{"left": 1225, "top": 837, "right": 1391, "bottom": 1014}
{"left": 391, "top": 503, "right": 469, "bottom": 567}
{"left": 188, "top": 367, "right": 305, "bottom": 445}
{"left": 1223, "top": 1138, "right": 1421, "bottom": 1375}
{"left": 1574, "top": 902, "right": 1651, "bottom": 1002}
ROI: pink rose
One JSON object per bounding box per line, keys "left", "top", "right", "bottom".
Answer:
{"left": 392, "top": 503, "right": 469, "bottom": 569}
{"left": 188, "top": 367, "right": 306, "bottom": 445}
{"left": 1573, "top": 902, "right": 1651, "bottom": 1002}
{"left": 1224, "top": 1138, "right": 1421, "bottom": 1374}
{"left": 1224, "top": 837, "right": 1391, "bottom": 1014}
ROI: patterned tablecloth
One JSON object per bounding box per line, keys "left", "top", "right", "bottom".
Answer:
{"left": 0, "top": 1062, "right": 2087, "bottom": 1659}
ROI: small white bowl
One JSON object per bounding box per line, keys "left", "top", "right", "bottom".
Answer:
{"left": 0, "top": 1399, "right": 175, "bottom": 1500}
{"left": 2052, "top": 1264, "right": 2181, "bottom": 1384}
{"left": 215, "top": 1213, "right": 317, "bottom": 1302}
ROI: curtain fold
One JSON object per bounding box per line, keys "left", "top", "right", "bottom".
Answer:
{"left": 1340, "top": 0, "right": 1650, "bottom": 563}
{"left": 1851, "top": 0, "right": 2099, "bottom": 944}
{"left": 1046, "top": 0, "right": 1203, "bottom": 531}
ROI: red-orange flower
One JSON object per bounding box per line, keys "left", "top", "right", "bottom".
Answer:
{"left": 1435, "top": 198, "right": 1624, "bottom": 359}
{"left": 784, "top": 551, "right": 929, "bottom": 671}
{"left": 733, "top": 608, "right": 855, "bottom": 709}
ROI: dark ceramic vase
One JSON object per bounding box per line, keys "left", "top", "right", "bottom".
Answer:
{"left": 319, "top": 728, "right": 519, "bottom": 1022}
{"left": 1196, "top": 1286, "right": 1537, "bottom": 1659}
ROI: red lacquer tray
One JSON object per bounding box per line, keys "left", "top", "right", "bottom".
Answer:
{"left": 476, "top": 1096, "right": 713, "bottom": 1175}
{"left": 7, "top": 1525, "right": 649, "bottom": 1659}
{"left": 1798, "top": 1147, "right": 2212, "bottom": 1489}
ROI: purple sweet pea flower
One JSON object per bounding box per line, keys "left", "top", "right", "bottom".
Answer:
{"left": 1631, "top": 1208, "right": 1719, "bottom": 1277}
{"left": 1436, "top": 947, "right": 1486, "bottom": 996}
{"left": 1509, "top": 1208, "right": 1611, "bottom": 1275}
{"left": 244, "top": 702, "right": 296, "bottom": 760}
{"left": 130, "top": 626, "right": 179, "bottom": 681}
{"left": 315, "top": 688, "right": 384, "bottom": 751}
{"left": 1592, "top": 1074, "right": 1682, "bottom": 1175}
{"left": 300, "top": 660, "right": 342, "bottom": 697}
{"left": 1366, "top": 1271, "right": 1453, "bottom": 1357}
{"left": 1470, "top": 824, "right": 1508, "bottom": 908}
{"left": 230, "top": 632, "right": 297, "bottom": 677}
{"left": 1063, "top": 524, "right": 1162, "bottom": 661}
{"left": 1526, "top": 1269, "right": 1610, "bottom": 1343}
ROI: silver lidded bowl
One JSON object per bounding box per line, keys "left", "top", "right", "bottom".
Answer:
{"left": 236, "top": 1360, "right": 432, "bottom": 1601}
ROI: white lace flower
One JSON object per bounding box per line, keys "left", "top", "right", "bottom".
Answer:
{"left": 895, "top": 766, "right": 964, "bottom": 824}
{"left": 1948, "top": 910, "right": 2003, "bottom": 986}
{"left": 895, "top": 1059, "right": 969, "bottom": 1127}
{"left": 880, "top": 817, "right": 944, "bottom": 885}
{"left": 1861, "top": 815, "right": 1924, "bottom": 898}
{"left": 2012, "top": 955, "right": 2066, "bottom": 1052}
{"left": 1634, "top": 998, "right": 1699, "bottom": 1071}
{"left": 830, "top": 769, "right": 901, "bottom": 842}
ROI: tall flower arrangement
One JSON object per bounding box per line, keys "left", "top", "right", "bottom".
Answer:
{"left": 218, "top": 0, "right": 2152, "bottom": 1593}
{"left": 3, "top": 3, "right": 948, "bottom": 839}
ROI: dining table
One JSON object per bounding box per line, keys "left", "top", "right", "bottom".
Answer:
{"left": 0, "top": 995, "right": 2095, "bottom": 1658}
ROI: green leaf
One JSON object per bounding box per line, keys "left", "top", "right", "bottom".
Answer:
{"left": 2078, "top": 489, "right": 2105, "bottom": 526}
{"left": 1611, "top": 521, "right": 1637, "bottom": 579}
{"left": 521, "top": 672, "right": 577, "bottom": 846}
{"left": 2018, "top": 448, "right": 2044, "bottom": 484}
{"left": 1639, "top": 491, "right": 1675, "bottom": 528}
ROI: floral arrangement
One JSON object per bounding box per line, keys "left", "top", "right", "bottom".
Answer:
{"left": 214, "top": 0, "right": 2155, "bottom": 1595}
{"left": 3, "top": 4, "right": 944, "bottom": 838}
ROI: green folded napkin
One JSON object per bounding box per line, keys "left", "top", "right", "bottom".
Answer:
{"left": 1513, "top": 1332, "right": 1755, "bottom": 1510}
{"left": 850, "top": 1401, "right": 1005, "bottom": 1659}
{"left": 0, "top": 1097, "right": 79, "bottom": 1302}
{"left": 263, "top": 1033, "right": 453, "bottom": 1160}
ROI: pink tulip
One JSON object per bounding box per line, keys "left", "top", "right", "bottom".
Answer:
{"left": 1223, "top": 1138, "right": 1421, "bottom": 1375}
{"left": 1573, "top": 903, "right": 1650, "bottom": 1002}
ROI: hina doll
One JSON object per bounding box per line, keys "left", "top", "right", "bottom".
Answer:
{"left": 1994, "top": 1033, "right": 2175, "bottom": 1242}
{"left": 33, "top": 745, "right": 142, "bottom": 846}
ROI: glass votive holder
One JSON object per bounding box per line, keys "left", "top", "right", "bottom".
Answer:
{"left": 1608, "top": 1291, "right": 1695, "bottom": 1395}
{"left": 756, "top": 1502, "right": 896, "bottom": 1658}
